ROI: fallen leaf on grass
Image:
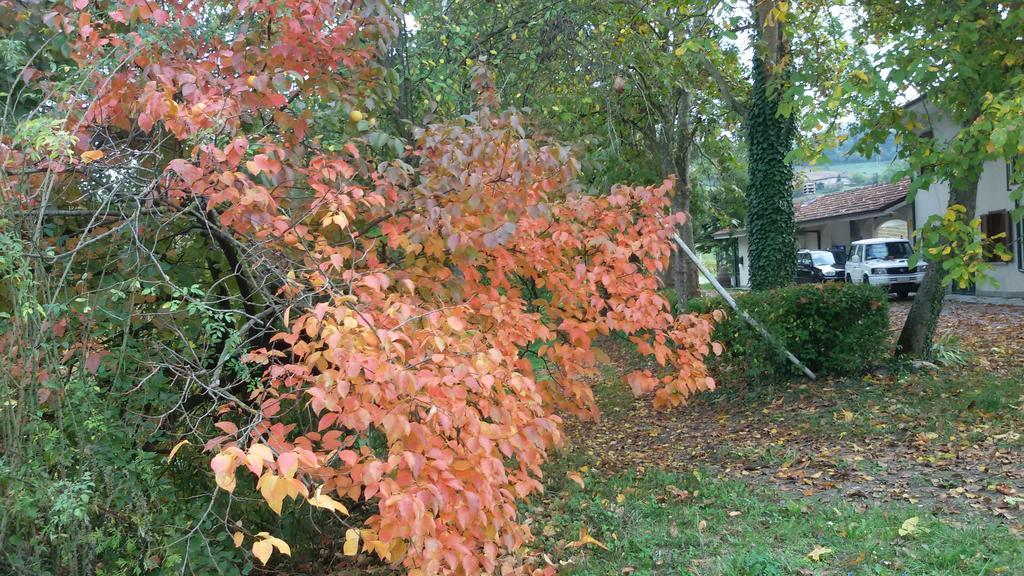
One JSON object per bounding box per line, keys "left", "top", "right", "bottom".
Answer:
{"left": 567, "top": 470, "right": 585, "bottom": 489}
{"left": 727, "top": 510, "right": 741, "bottom": 517}
{"left": 567, "top": 526, "right": 608, "bottom": 551}
{"left": 666, "top": 485, "right": 691, "bottom": 501}
{"left": 899, "top": 516, "right": 920, "bottom": 537}
{"left": 994, "top": 484, "right": 1016, "bottom": 496}
{"left": 806, "top": 545, "right": 832, "bottom": 561}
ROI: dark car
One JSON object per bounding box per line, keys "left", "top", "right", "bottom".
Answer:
{"left": 796, "top": 249, "right": 845, "bottom": 283}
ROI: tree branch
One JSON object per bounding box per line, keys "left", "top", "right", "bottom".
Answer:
{"left": 699, "top": 54, "right": 747, "bottom": 121}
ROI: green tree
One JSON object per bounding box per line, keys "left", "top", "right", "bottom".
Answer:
{"left": 391, "top": 0, "right": 748, "bottom": 301}
{"left": 846, "top": 0, "right": 1024, "bottom": 357}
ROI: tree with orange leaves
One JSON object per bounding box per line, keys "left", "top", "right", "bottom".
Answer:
{"left": 0, "top": 1, "right": 717, "bottom": 573}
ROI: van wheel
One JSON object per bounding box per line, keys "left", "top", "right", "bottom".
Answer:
{"left": 845, "top": 274, "right": 852, "bottom": 283}
{"left": 863, "top": 275, "right": 870, "bottom": 286}
{"left": 896, "top": 289, "right": 910, "bottom": 299}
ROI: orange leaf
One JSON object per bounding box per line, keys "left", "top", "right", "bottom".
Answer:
{"left": 80, "top": 150, "right": 104, "bottom": 163}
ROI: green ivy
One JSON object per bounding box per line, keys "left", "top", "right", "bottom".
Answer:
{"left": 746, "top": 53, "right": 796, "bottom": 291}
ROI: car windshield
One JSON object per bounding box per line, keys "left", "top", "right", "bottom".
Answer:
{"left": 811, "top": 252, "right": 835, "bottom": 266}
{"left": 864, "top": 242, "right": 912, "bottom": 260}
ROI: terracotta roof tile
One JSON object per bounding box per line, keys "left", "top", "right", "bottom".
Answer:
{"left": 713, "top": 178, "right": 910, "bottom": 238}
{"left": 794, "top": 178, "right": 909, "bottom": 223}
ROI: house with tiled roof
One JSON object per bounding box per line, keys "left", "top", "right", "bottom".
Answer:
{"left": 713, "top": 178, "right": 912, "bottom": 287}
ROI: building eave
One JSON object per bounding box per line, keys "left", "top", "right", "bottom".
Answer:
{"left": 794, "top": 198, "right": 910, "bottom": 227}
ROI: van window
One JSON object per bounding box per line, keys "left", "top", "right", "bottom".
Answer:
{"left": 865, "top": 242, "right": 912, "bottom": 260}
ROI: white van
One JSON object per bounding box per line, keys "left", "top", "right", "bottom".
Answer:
{"left": 845, "top": 238, "right": 928, "bottom": 298}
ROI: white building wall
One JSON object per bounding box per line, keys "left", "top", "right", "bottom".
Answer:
{"left": 737, "top": 235, "right": 750, "bottom": 287}
{"left": 908, "top": 100, "right": 1024, "bottom": 297}
{"left": 914, "top": 157, "right": 1024, "bottom": 297}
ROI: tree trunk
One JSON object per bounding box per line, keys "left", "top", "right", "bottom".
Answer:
{"left": 896, "top": 176, "right": 979, "bottom": 357}
{"left": 671, "top": 175, "right": 700, "bottom": 304}
{"left": 746, "top": 0, "right": 796, "bottom": 291}
{"left": 668, "top": 87, "right": 700, "bottom": 304}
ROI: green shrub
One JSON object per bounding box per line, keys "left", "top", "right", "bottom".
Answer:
{"left": 685, "top": 283, "right": 889, "bottom": 384}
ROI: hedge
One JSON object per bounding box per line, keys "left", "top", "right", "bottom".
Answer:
{"left": 684, "top": 283, "right": 890, "bottom": 384}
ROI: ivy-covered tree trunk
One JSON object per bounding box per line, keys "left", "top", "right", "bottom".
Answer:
{"left": 896, "top": 176, "right": 979, "bottom": 357}
{"left": 746, "top": 1, "right": 795, "bottom": 291}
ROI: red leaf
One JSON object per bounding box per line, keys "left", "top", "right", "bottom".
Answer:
{"left": 85, "top": 352, "right": 102, "bottom": 374}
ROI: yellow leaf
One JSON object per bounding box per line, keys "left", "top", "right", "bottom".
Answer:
{"left": 232, "top": 531, "right": 244, "bottom": 548}
{"left": 343, "top": 528, "right": 360, "bottom": 556}
{"left": 257, "top": 472, "right": 290, "bottom": 514}
{"left": 267, "top": 536, "right": 291, "bottom": 556}
{"left": 167, "top": 439, "right": 190, "bottom": 463}
{"left": 853, "top": 70, "right": 869, "bottom": 82}
{"left": 806, "top": 545, "right": 833, "bottom": 561}
{"left": 616, "top": 493, "right": 626, "bottom": 504}
{"left": 250, "top": 532, "right": 290, "bottom": 561}
{"left": 567, "top": 526, "right": 608, "bottom": 551}
{"left": 332, "top": 213, "right": 349, "bottom": 229}
{"left": 252, "top": 539, "right": 273, "bottom": 565}
{"left": 80, "top": 150, "right": 104, "bottom": 163}
{"left": 899, "top": 516, "right": 920, "bottom": 536}
{"left": 566, "top": 470, "right": 585, "bottom": 489}
{"left": 308, "top": 486, "right": 349, "bottom": 515}
{"left": 389, "top": 538, "right": 408, "bottom": 562}
{"left": 247, "top": 443, "right": 274, "bottom": 473}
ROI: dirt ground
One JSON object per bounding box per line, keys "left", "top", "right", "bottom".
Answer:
{"left": 566, "top": 299, "right": 1024, "bottom": 529}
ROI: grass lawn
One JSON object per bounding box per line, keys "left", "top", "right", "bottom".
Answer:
{"left": 525, "top": 323, "right": 1024, "bottom": 575}
{"left": 525, "top": 462, "right": 1022, "bottom": 575}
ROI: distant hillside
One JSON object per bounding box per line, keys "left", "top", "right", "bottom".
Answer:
{"left": 796, "top": 133, "right": 903, "bottom": 194}
{"left": 816, "top": 133, "right": 899, "bottom": 165}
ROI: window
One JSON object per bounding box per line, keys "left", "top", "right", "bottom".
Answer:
{"left": 1007, "top": 155, "right": 1022, "bottom": 190}
{"left": 1017, "top": 201, "right": 1024, "bottom": 273}
{"left": 864, "top": 242, "right": 912, "bottom": 261}
{"left": 811, "top": 252, "right": 835, "bottom": 266}
{"left": 1010, "top": 156, "right": 1024, "bottom": 272}
{"left": 980, "top": 211, "right": 1013, "bottom": 263}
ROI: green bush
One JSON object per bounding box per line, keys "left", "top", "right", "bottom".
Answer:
{"left": 685, "top": 283, "right": 889, "bottom": 384}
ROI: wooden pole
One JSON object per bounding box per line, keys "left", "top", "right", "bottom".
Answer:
{"left": 672, "top": 233, "right": 817, "bottom": 381}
